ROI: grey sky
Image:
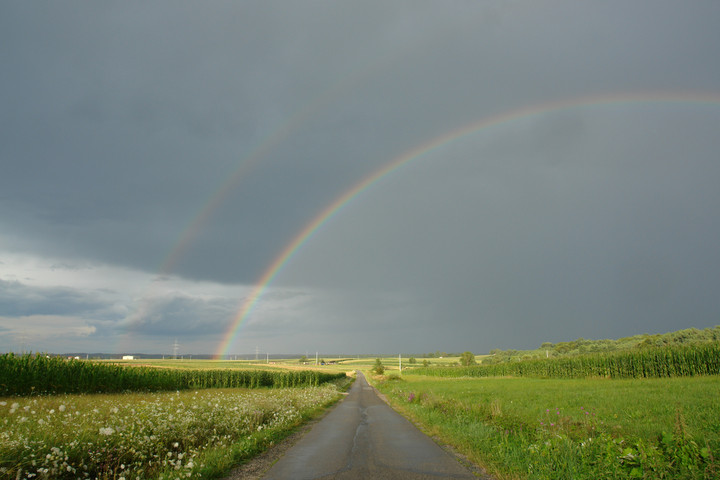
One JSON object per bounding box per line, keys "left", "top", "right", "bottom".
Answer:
{"left": 1, "top": 1, "right": 719, "bottom": 355}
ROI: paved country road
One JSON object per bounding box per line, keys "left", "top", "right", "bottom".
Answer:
{"left": 260, "top": 372, "right": 479, "bottom": 480}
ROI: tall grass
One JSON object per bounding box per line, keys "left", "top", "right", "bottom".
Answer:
{"left": 374, "top": 375, "right": 720, "bottom": 479}
{"left": 408, "top": 343, "right": 720, "bottom": 379}
{"left": 0, "top": 353, "right": 346, "bottom": 395}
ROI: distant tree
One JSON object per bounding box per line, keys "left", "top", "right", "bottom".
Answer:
{"left": 422, "top": 359, "right": 429, "bottom": 367}
{"left": 459, "top": 351, "right": 477, "bottom": 366}
{"left": 408, "top": 357, "right": 417, "bottom": 364}
{"left": 298, "top": 355, "right": 308, "bottom": 363}
{"left": 372, "top": 358, "right": 385, "bottom": 375}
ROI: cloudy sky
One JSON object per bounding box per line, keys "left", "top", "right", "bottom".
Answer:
{"left": 2, "top": 1, "right": 720, "bottom": 356}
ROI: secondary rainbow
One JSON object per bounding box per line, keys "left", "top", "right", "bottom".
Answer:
{"left": 216, "top": 90, "right": 720, "bottom": 357}
{"left": 117, "top": 53, "right": 398, "bottom": 353}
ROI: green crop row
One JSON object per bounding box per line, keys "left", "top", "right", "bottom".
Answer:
{"left": 0, "top": 353, "right": 346, "bottom": 395}
{"left": 406, "top": 343, "right": 720, "bottom": 379}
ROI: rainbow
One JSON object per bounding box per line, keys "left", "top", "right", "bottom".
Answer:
{"left": 216, "top": 91, "right": 720, "bottom": 357}
{"left": 153, "top": 51, "right": 402, "bottom": 278}
{"left": 117, "top": 51, "right": 401, "bottom": 352}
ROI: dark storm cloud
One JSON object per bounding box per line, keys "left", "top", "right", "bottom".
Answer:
{"left": 0, "top": 279, "right": 111, "bottom": 318}
{"left": 280, "top": 106, "right": 720, "bottom": 352}
{"left": 1, "top": 1, "right": 719, "bottom": 353}
{"left": 118, "top": 293, "right": 236, "bottom": 336}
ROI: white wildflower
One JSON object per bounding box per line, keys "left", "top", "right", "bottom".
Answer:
{"left": 58, "top": 405, "right": 66, "bottom": 412}
{"left": 99, "top": 427, "right": 115, "bottom": 436}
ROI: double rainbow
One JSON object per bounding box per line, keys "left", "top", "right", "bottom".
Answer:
{"left": 211, "top": 91, "right": 720, "bottom": 358}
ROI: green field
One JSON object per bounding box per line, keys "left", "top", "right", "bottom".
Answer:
{"left": 105, "top": 358, "right": 292, "bottom": 370}
{"left": 110, "top": 355, "right": 483, "bottom": 373}
{"left": 104, "top": 354, "right": 489, "bottom": 373}
{"left": 1, "top": 354, "right": 346, "bottom": 395}
{"left": 0, "top": 354, "right": 352, "bottom": 479}
{"left": 4, "top": 346, "right": 718, "bottom": 479}
{"left": 373, "top": 374, "right": 720, "bottom": 479}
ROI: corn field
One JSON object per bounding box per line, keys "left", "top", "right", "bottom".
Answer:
{"left": 407, "top": 343, "right": 720, "bottom": 379}
{"left": 0, "top": 354, "right": 346, "bottom": 395}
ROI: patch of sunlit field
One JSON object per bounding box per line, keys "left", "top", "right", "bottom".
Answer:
{"left": 375, "top": 375, "right": 720, "bottom": 479}
{"left": 98, "top": 358, "right": 285, "bottom": 370}
{"left": 104, "top": 355, "right": 493, "bottom": 373}
{"left": 1, "top": 385, "right": 342, "bottom": 480}
{"left": 105, "top": 358, "right": 366, "bottom": 372}
{"left": 336, "top": 355, "right": 490, "bottom": 370}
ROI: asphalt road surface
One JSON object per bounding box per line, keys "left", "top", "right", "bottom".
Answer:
{"left": 262, "top": 372, "right": 477, "bottom": 480}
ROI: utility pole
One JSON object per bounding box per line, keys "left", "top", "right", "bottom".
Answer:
{"left": 255, "top": 345, "right": 259, "bottom": 361}
{"left": 399, "top": 354, "right": 402, "bottom": 374}
{"left": 172, "top": 339, "right": 181, "bottom": 359}
{"left": 18, "top": 332, "right": 29, "bottom": 355}
{"left": 316, "top": 351, "right": 318, "bottom": 365}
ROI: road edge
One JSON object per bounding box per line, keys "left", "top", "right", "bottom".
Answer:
{"left": 367, "top": 375, "right": 495, "bottom": 480}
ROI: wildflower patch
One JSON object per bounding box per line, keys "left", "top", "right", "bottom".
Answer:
{"left": 0, "top": 386, "right": 341, "bottom": 479}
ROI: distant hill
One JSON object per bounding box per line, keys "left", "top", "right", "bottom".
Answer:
{"left": 482, "top": 325, "right": 720, "bottom": 364}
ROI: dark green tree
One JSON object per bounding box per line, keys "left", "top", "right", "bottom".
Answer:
{"left": 459, "top": 351, "right": 477, "bottom": 366}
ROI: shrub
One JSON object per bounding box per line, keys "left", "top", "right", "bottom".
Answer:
{"left": 372, "top": 358, "right": 385, "bottom": 375}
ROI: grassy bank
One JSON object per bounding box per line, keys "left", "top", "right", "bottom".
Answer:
{"left": 374, "top": 375, "right": 720, "bottom": 479}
